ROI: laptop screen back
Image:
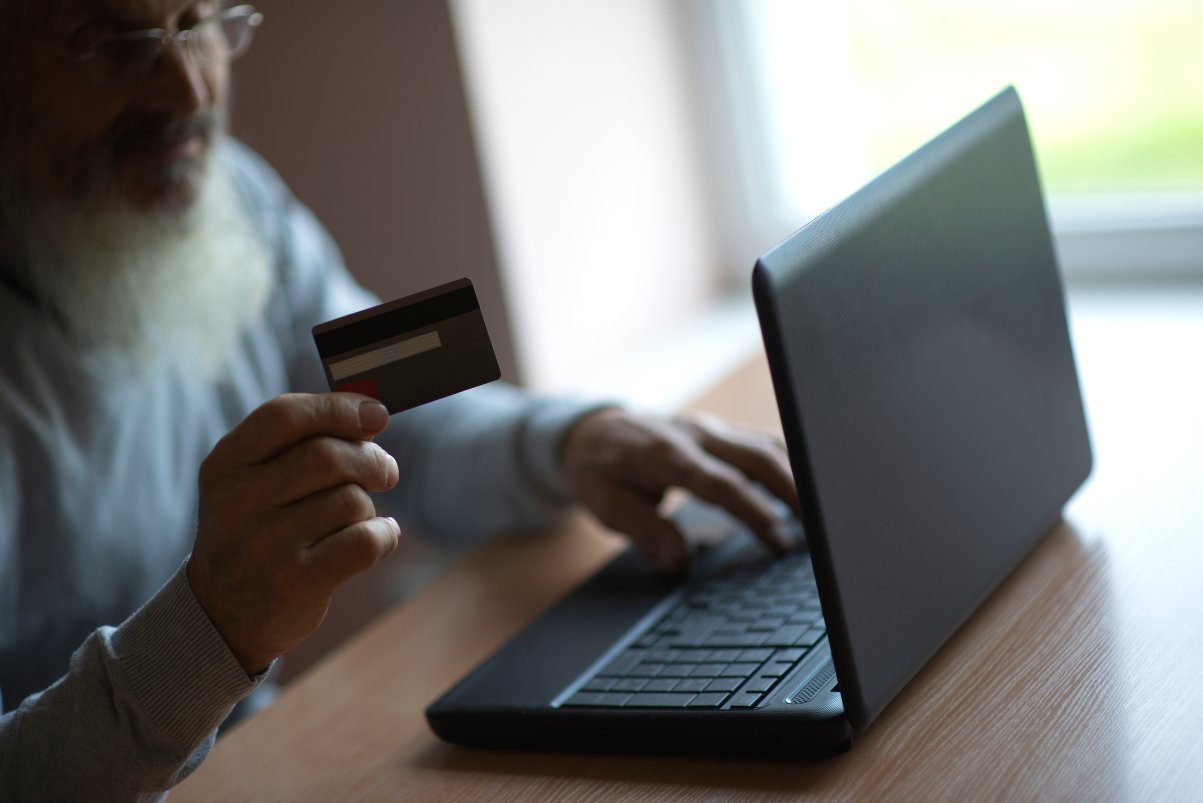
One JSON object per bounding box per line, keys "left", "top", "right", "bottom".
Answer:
{"left": 752, "top": 87, "right": 1092, "bottom": 730}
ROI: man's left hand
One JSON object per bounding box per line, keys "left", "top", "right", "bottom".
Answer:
{"left": 561, "top": 408, "right": 802, "bottom": 573}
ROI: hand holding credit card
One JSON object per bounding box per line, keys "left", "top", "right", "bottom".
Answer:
{"left": 312, "top": 278, "right": 501, "bottom": 414}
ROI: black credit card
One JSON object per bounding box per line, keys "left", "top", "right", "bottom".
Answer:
{"left": 311, "top": 277, "right": 501, "bottom": 414}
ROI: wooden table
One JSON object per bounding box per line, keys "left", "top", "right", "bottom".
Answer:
{"left": 173, "top": 290, "right": 1203, "bottom": 801}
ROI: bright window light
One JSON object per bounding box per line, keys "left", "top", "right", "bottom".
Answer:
{"left": 736, "top": 0, "right": 1203, "bottom": 277}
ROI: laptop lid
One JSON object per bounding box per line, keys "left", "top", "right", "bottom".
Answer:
{"left": 752, "top": 87, "right": 1092, "bottom": 731}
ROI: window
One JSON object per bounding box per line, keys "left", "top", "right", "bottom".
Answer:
{"left": 717, "top": 0, "right": 1203, "bottom": 280}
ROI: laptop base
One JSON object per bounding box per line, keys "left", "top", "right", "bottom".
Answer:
{"left": 427, "top": 528, "right": 852, "bottom": 756}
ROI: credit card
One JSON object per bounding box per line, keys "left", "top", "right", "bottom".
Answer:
{"left": 312, "top": 277, "right": 501, "bottom": 414}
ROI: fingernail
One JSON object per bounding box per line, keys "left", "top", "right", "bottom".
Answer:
{"left": 359, "top": 400, "right": 389, "bottom": 432}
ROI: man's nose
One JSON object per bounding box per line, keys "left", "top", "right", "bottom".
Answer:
{"left": 142, "top": 41, "right": 210, "bottom": 114}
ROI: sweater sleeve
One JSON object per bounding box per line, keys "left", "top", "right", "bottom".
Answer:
{"left": 225, "top": 140, "right": 608, "bottom": 543}
{"left": 379, "top": 383, "right": 610, "bottom": 543}
{"left": 0, "top": 563, "right": 266, "bottom": 803}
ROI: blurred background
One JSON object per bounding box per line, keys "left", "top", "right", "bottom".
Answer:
{"left": 229, "top": 0, "right": 1203, "bottom": 680}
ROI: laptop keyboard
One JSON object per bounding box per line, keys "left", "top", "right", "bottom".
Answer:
{"left": 562, "top": 550, "right": 826, "bottom": 710}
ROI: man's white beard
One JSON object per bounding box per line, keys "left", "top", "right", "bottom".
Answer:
{"left": 13, "top": 145, "right": 273, "bottom": 380}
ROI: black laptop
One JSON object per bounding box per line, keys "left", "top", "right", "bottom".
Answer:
{"left": 425, "top": 87, "right": 1092, "bottom": 756}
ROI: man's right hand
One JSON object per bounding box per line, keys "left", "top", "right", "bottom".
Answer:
{"left": 187, "top": 393, "right": 401, "bottom": 675}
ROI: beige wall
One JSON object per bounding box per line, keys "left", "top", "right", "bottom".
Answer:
{"left": 451, "top": 0, "right": 725, "bottom": 394}
{"left": 229, "top": 0, "right": 522, "bottom": 383}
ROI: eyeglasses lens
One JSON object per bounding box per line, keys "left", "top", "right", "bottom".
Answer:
{"left": 84, "top": 9, "right": 259, "bottom": 84}
{"left": 193, "top": 14, "right": 256, "bottom": 64}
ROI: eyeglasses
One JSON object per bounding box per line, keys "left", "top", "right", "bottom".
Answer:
{"left": 73, "top": 4, "right": 264, "bottom": 85}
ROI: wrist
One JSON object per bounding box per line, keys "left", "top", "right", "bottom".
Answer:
{"left": 560, "top": 406, "right": 624, "bottom": 469}
{"left": 185, "top": 557, "right": 273, "bottom": 677}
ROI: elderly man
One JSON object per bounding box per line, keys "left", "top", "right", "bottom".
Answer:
{"left": 0, "top": 1, "right": 799, "bottom": 799}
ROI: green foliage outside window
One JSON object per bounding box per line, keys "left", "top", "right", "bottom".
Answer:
{"left": 847, "top": 0, "right": 1203, "bottom": 193}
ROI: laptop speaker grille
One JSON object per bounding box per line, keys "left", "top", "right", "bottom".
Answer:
{"left": 788, "top": 663, "right": 837, "bottom": 705}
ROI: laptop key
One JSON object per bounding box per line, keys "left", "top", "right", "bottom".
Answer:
{"left": 581, "top": 677, "right": 618, "bottom": 692}
{"left": 739, "top": 648, "right": 774, "bottom": 662}
{"left": 704, "top": 677, "right": 743, "bottom": 692}
{"left": 564, "top": 692, "right": 632, "bottom": 707}
{"left": 600, "top": 650, "right": 646, "bottom": 676}
{"left": 673, "top": 678, "right": 711, "bottom": 693}
{"left": 721, "top": 663, "right": 761, "bottom": 677}
{"left": 612, "top": 678, "right": 648, "bottom": 692}
{"left": 797, "top": 628, "right": 826, "bottom": 646}
{"left": 708, "top": 649, "right": 742, "bottom": 663}
{"left": 745, "top": 676, "right": 778, "bottom": 694}
{"left": 703, "top": 633, "right": 768, "bottom": 647}
{"left": 727, "top": 692, "right": 763, "bottom": 709}
{"left": 760, "top": 661, "right": 795, "bottom": 678}
{"left": 667, "top": 615, "right": 724, "bottom": 646}
{"left": 676, "top": 649, "right": 711, "bottom": 663}
{"left": 641, "top": 678, "right": 680, "bottom": 693}
{"left": 624, "top": 693, "right": 697, "bottom": 708}
{"left": 690, "top": 663, "right": 727, "bottom": 678}
{"left": 763, "top": 625, "right": 808, "bottom": 646}
{"left": 687, "top": 692, "right": 730, "bottom": 708}
{"left": 658, "top": 664, "right": 697, "bottom": 678}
